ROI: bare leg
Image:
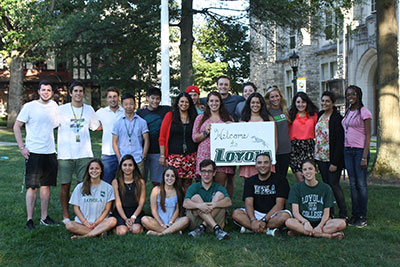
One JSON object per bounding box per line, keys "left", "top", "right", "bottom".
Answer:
{"left": 39, "top": 186, "right": 50, "bottom": 220}
{"left": 197, "top": 192, "right": 225, "bottom": 230}
{"left": 60, "top": 183, "right": 71, "bottom": 219}
{"left": 141, "top": 216, "right": 165, "bottom": 233}
{"left": 26, "top": 188, "right": 38, "bottom": 220}
{"left": 226, "top": 173, "right": 234, "bottom": 199}
{"left": 161, "top": 217, "right": 190, "bottom": 235}
{"left": 267, "top": 212, "right": 291, "bottom": 229}
{"left": 322, "top": 218, "right": 346, "bottom": 234}
{"left": 114, "top": 225, "right": 129, "bottom": 236}
{"left": 294, "top": 172, "right": 304, "bottom": 182}
{"left": 66, "top": 221, "right": 92, "bottom": 236}
{"left": 82, "top": 217, "right": 117, "bottom": 238}
{"left": 129, "top": 223, "right": 143, "bottom": 234}
{"left": 232, "top": 209, "right": 251, "bottom": 229}
{"left": 214, "top": 172, "right": 227, "bottom": 188}
{"left": 285, "top": 218, "right": 310, "bottom": 236}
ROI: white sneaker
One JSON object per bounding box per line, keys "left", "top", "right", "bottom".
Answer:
{"left": 240, "top": 226, "right": 254, "bottom": 234}
{"left": 62, "top": 218, "right": 71, "bottom": 225}
{"left": 266, "top": 228, "right": 280, "bottom": 237}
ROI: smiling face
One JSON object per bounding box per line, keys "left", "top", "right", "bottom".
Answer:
{"left": 250, "top": 96, "right": 262, "bottom": 114}
{"left": 106, "top": 91, "right": 119, "bottom": 109}
{"left": 121, "top": 159, "right": 135, "bottom": 177}
{"left": 321, "top": 95, "right": 334, "bottom": 112}
{"left": 164, "top": 169, "right": 176, "bottom": 186}
{"left": 178, "top": 96, "right": 190, "bottom": 112}
{"left": 207, "top": 95, "right": 221, "bottom": 113}
{"left": 70, "top": 85, "right": 84, "bottom": 104}
{"left": 302, "top": 162, "right": 317, "bottom": 182}
{"left": 38, "top": 84, "right": 54, "bottom": 103}
{"left": 188, "top": 92, "right": 199, "bottom": 105}
{"left": 346, "top": 88, "right": 359, "bottom": 107}
{"left": 200, "top": 164, "right": 216, "bottom": 185}
{"left": 268, "top": 90, "right": 281, "bottom": 108}
{"left": 147, "top": 94, "right": 161, "bottom": 111}
{"left": 243, "top": 85, "right": 255, "bottom": 100}
{"left": 295, "top": 96, "right": 307, "bottom": 113}
{"left": 217, "top": 77, "right": 231, "bottom": 97}
{"left": 88, "top": 162, "right": 102, "bottom": 180}
{"left": 255, "top": 155, "right": 271, "bottom": 177}
{"left": 122, "top": 97, "right": 135, "bottom": 116}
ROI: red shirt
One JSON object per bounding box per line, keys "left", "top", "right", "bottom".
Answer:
{"left": 289, "top": 113, "right": 318, "bottom": 140}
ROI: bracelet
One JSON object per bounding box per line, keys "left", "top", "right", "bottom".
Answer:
{"left": 131, "top": 214, "right": 137, "bottom": 220}
{"left": 261, "top": 217, "right": 268, "bottom": 223}
{"left": 19, "top": 146, "right": 25, "bottom": 150}
{"left": 160, "top": 155, "right": 165, "bottom": 158}
{"left": 361, "top": 158, "right": 367, "bottom": 161}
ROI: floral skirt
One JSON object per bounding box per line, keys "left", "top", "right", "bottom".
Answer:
{"left": 166, "top": 153, "right": 197, "bottom": 179}
{"left": 290, "top": 139, "right": 315, "bottom": 173}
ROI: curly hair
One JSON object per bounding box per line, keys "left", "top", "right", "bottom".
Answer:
{"left": 289, "top": 92, "right": 318, "bottom": 122}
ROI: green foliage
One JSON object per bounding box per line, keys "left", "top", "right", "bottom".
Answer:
{"left": 194, "top": 18, "right": 250, "bottom": 93}
{"left": 193, "top": 55, "right": 228, "bottom": 92}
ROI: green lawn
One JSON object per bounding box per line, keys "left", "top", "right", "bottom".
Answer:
{"left": 0, "top": 130, "right": 399, "bottom": 266}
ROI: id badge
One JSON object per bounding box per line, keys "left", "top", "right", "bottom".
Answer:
{"left": 76, "top": 134, "right": 81, "bottom": 142}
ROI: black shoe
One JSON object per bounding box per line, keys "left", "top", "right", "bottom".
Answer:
{"left": 355, "top": 217, "right": 367, "bottom": 228}
{"left": 214, "top": 225, "right": 229, "bottom": 240}
{"left": 188, "top": 224, "right": 206, "bottom": 238}
{"left": 40, "top": 216, "right": 60, "bottom": 226}
{"left": 347, "top": 216, "right": 358, "bottom": 226}
{"left": 26, "top": 219, "right": 35, "bottom": 230}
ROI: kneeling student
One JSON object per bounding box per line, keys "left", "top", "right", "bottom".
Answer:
{"left": 141, "top": 167, "right": 189, "bottom": 235}
{"left": 285, "top": 159, "right": 346, "bottom": 240}
{"left": 183, "top": 159, "right": 232, "bottom": 240}
{"left": 232, "top": 153, "right": 291, "bottom": 236}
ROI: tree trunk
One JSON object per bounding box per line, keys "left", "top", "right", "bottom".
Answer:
{"left": 7, "top": 55, "right": 24, "bottom": 128}
{"left": 373, "top": 0, "right": 400, "bottom": 178}
{"left": 179, "top": 0, "right": 194, "bottom": 91}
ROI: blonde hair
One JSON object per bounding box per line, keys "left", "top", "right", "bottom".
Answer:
{"left": 265, "top": 87, "right": 290, "bottom": 123}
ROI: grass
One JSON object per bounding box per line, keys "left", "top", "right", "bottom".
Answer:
{"left": 0, "top": 129, "right": 399, "bottom": 266}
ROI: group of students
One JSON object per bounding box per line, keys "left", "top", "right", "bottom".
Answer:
{"left": 14, "top": 75, "right": 371, "bottom": 239}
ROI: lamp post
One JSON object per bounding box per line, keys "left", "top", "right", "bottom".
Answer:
{"left": 289, "top": 51, "right": 299, "bottom": 94}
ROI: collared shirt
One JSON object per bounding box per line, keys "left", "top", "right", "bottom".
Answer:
{"left": 185, "top": 181, "right": 229, "bottom": 202}
{"left": 112, "top": 113, "right": 149, "bottom": 163}
{"left": 96, "top": 106, "right": 124, "bottom": 155}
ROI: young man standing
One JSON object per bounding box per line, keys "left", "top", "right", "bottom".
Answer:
{"left": 14, "top": 80, "right": 60, "bottom": 229}
{"left": 58, "top": 81, "right": 101, "bottom": 224}
{"left": 183, "top": 159, "right": 232, "bottom": 240}
{"left": 185, "top": 85, "right": 204, "bottom": 114}
{"left": 112, "top": 93, "right": 149, "bottom": 176}
{"left": 136, "top": 87, "right": 170, "bottom": 186}
{"left": 96, "top": 87, "right": 124, "bottom": 184}
{"left": 232, "top": 153, "right": 291, "bottom": 236}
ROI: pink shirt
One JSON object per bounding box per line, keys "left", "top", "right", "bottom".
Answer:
{"left": 289, "top": 113, "right": 318, "bottom": 140}
{"left": 341, "top": 107, "right": 372, "bottom": 148}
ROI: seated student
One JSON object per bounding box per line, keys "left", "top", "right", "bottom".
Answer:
{"left": 183, "top": 159, "right": 232, "bottom": 240}
{"left": 232, "top": 153, "right": 291, "bottom": 237}
{"left": 65, "top": 159, "right": 116, "bottom": 239}
{"left": 285, "top": 159, "right": 346, "bottom": 240}
{"left": 141, "top": 167, "right": 190, "bottom": 235}
{"left": 112, "top": 155, "right": 146, "bottom": 235}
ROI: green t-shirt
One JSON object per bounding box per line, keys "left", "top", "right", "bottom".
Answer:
{"left": 288, "top": 181, "right": 335, "bottom": 222}
{"left": 185, "top": 182, "right": 229, "bottom": 202}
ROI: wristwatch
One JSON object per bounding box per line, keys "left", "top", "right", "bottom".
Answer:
{"left": 261, "top": 217, "right": 268, "bottom": 223}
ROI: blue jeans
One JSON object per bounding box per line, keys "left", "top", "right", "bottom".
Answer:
{"left": 102, "top": 155, "right": 119, "bottom": 184}
{"left": 144, "top": 153, "right": 164, "bottom": 183}
{"left": 344, "top": 147, "right": 369, "bottom": 218}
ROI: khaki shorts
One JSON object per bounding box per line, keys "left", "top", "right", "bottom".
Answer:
{"left": 58, "top": 158, "right": 92, "bottom": 184}
{"left": 187, "top": 208, "right": 226, "bottom": 231}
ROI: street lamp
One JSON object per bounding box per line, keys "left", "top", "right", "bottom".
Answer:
{"left": 289, "top": 51, "right": 299, "bottom": 94}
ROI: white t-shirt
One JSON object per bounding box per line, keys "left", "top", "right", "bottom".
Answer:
{"left": 69, "top": 180, "right": 115, "bottom": 223}
{"left": 96, "top": 106, "right": 124, "bottom": 155}
{"left": 16, "top": 100, "right": 59, "bottom": 154}
{"left": 57, "top": 103, "right": 101, "bottom": 159}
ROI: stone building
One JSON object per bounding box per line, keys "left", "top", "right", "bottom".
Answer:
{"left": 250, "top": 0, "right": 386, "bottom": 134}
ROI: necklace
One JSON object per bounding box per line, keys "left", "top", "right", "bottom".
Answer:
{"left": 296, "top": 112, "right": 309, "bottom": 124}
{"left": 125, "top": 182, "right": 134, "bottom": 191}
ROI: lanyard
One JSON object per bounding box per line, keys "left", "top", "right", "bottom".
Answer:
{"left": 71, "top": 103, "right": 84, "bottom": 119}
{"left": 124, "top": 116, "right": 137, "bottom": 143}
{"left": 344, "top": 109, "right": 357, "bottom": 134}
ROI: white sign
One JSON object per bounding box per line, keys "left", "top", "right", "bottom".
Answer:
{"left": 297, "top": 77, "right": 306, "bottom": 92}
{"left": 210, "top": 122, "right": 276, "bottom": 166}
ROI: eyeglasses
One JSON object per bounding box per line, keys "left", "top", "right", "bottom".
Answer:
{"left": 200, "top": 170, "right": 214, "bottom": 175}
{"left": 346, "top": 92, "right": 357, "bottom": 98}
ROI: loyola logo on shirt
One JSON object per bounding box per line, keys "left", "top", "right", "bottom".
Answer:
{"left": 214, "top": 148, "right": 272, "bottom": 164}
{"left": 101, "top": 191, "right": 105, "bottom": 197}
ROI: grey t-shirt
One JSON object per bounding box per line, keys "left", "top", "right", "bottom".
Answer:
{"left": 69, "top": 180, "right": 115, "bottom": 223}
{"left": 269, "top": 108, "right": 292, "bottom": 154}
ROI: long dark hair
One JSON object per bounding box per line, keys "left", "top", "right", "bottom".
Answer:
{"left": 198, "top": 91, "right": 232, "bottom": 130}
{"left": 344, "top": 85, "right": 364, "bottom": 116}
{"left": 289, "top": 92, "right": 318, "bottom": 122}
{"left": 171, "top": 92, "right": 198, "bottom": 125}
{"left": 159, "top": 166, "right": 184, "bottom": 216}
{"left": 321, "top": 91, "right": 338, "bottom": 112}
{"left": 115, "top": 154, "right": 144, "bottom": 201}
{"left": 241, "top": 92, "right": 271, "bottom": 122}
{"left": 81, "top": 158, "right": 104, "bottom": 196}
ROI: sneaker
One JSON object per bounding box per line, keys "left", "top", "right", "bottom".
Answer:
{"left": 40, "top": 216, "right": 60, "bottom": 226}
{"left": 266, "top": 228, "right": 280, "bottom": 237}
{"left": 347, "top": 216, "right": 358, "bottom": 226}
{"left": 188, "top": 224, "right": 206, "bottom": 238}
{"left": 355, "top": 217, "right": 367, "bottom": 228}
{"left": 26, "top": 219, "right": 35, "bottom": 230}
{"left": 62, "top": 218, "right": 71, "bottom": 225}
{"left": 214, "top": 226, "right": 230, "bottom": 240}
{"left": 240, "top": 226, "right": 254, "bottom": 234}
